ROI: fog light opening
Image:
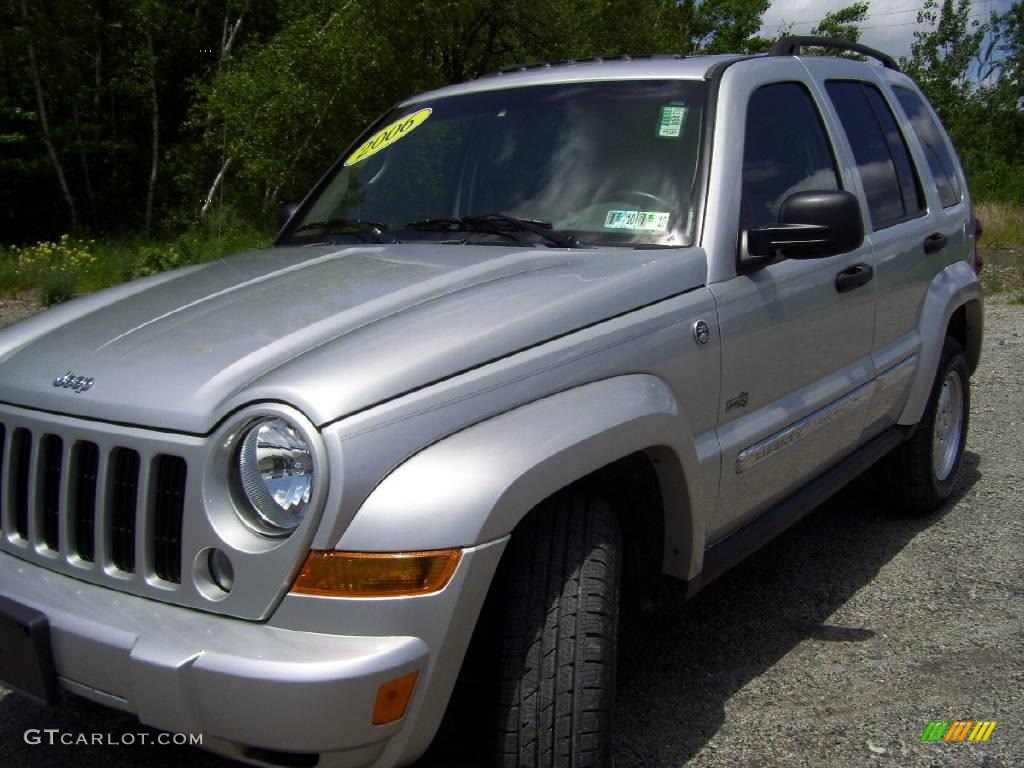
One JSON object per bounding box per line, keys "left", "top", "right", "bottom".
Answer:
{"left": 193, "top": 547, "right": 235, "bottom": 601}
{"left": 208, "top": 548, "right": 235, "bottom": 593}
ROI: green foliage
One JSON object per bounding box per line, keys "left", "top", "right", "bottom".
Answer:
{"left": 5, "top": 235, "right": 97, "bottom": 306}
{"left": 1, "top": 223, "right": 271, "bottom": 306}
{"left": 811, "top": 2, "right": 869, "bottom": 46}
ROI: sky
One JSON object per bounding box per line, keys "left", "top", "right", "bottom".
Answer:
{"left": 758, "top": 0, "right": 1014, "bottom": 60}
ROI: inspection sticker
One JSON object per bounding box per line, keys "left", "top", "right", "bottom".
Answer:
{"left": 604, "top": 210, "right": 670, "bottom": 232}
{"left": 635, "top": 211, "right": 670, "bottom": 231}
{"left": 344, "top": 108, "right": 432, "bottom": 166}
{"left": 657, "top": 105, "right": 687, "bottom": 138}
{"left": 604, "top": 210, "right": 639, "bottom": 229}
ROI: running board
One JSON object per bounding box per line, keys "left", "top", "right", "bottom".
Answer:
{"left": 687, "top": 426, "right": 908, "bottom": 599}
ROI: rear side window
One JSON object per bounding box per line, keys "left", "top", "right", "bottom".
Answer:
{"left": 741, "top": 82, "right": 840, "bottom": 231}
{"left": 893, "top": 85, "right": 962, "bottom": 207}
{"left": 826, "top": 81, "right": 924, "bottom": 229}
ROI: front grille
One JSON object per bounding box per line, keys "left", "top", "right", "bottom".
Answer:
{"left": 0, "top": 423, "right": 187, "bottom": 584}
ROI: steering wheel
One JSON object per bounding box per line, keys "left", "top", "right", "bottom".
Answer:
{"left": 592, "top": 190, "right": 674, "bottom": 211}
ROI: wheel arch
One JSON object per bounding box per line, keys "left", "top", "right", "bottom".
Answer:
{"left": 898, "top": 261, "right": 982, "bottom": 427}
{"left": 336, "top": 374, "right": 704, "bottom": 582}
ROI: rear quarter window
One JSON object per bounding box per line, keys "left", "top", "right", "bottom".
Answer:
{"left": 892, "top": 85, "right": 963, "bottom": 208}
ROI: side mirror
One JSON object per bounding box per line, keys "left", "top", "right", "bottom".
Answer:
{"left": 279, "top": 202, "right": 300, "bottom": 229}
{"left": 741, "top": 190, "right": 864, "bottom": 271}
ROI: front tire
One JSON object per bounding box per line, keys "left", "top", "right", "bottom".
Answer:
{"left": 879, "top": 337, "right": 970, "bottom": 513}
{"left": 495, "top": 490, "right": 622, "bottom": 768}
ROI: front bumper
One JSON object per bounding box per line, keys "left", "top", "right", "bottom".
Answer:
{"left": 0, "top": 538, "right": 506, "bottom": 768}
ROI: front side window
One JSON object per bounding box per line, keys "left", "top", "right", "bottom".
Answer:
{"left": 893, "top": 85, "right": 962, "bottom": 208}
{"left": 826, "top": 80, "right": 924, "bottom": 229}
{"left": 740, "top": 82, "right": 840, "bottom": 232}
{"left": 282, "top": 80, "right": 707, "bottom": 248}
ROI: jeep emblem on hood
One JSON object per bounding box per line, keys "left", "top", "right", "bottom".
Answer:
{"left": 53, "top": 371, "right": 95, "bottom": 393}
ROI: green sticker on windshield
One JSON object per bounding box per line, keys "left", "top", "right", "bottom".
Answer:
{"left": 657, "top": 105, "right": 687, "bottom": 138}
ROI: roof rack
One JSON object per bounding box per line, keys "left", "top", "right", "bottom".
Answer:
{"left": 769, "top": 36, "right": 900, "bottom": 71}
{"left": 478, "top": 53, "right": 687, "bottom": 79}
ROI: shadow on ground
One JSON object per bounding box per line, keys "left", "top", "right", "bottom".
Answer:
{"left": 608, "top": 450, "right": 982, "bottom": 767}
{"left": 0, "top": 454, "right": 981, "bottom": 768}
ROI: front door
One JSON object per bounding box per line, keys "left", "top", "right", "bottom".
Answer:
{"left": 709, "top": 77, "right": 876, "bottom": 541}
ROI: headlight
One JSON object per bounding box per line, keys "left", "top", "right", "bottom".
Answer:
{"left": 233, "top": 417, "right": 313, "bottom": 536}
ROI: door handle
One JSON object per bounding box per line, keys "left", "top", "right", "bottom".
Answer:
{"left": 924, "top": 232, "right": 948, "bottom": 254}
{"left": 835, "top": 263, "right": 874, "bottom": 293}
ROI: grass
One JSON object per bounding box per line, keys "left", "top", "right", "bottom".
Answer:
{"left": 976, "top": 202, "right": 1024, "bottom": 303}
{"left": 975, "top": 202, "right": 1024, "bottom": 248}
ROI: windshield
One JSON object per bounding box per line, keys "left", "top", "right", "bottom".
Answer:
{"left": 280, "top": 79, "right": 707, "bottom": 248}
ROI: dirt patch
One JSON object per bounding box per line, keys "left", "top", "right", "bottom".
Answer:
{"left": 0, "top": 291, "right": 41, "bottom": 329}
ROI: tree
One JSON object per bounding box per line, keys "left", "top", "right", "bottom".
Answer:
{"left": 811, "top": 2, "right": 869, "bottom": 44}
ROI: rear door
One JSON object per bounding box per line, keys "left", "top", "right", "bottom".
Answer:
{"left": 807, "top": 61, "right": 950, "bottom": 434}
{"left": 704, "top": 60, "right": 876, "bottom": 541}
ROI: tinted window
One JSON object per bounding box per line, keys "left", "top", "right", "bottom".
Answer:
{"left": 826, "top": 81, "right": 924, "bottom": 229}
{"left": 741, "top": 83, "right": 839, "bottom": 231}
{"left": 893, "top": 85, "right": 962, "bottom": 207}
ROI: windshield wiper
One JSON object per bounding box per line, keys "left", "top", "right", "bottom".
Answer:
{"left": 404, "top": 213, "right": 584, "bottom": 248}
{"left": 291, "top": 218, "right": 399, "bottom": 244}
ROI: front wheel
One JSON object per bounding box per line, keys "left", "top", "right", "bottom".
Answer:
{"left": 495, "top": 489, "right": 622, "bottom": 768}
{"left": 879, "top": 337, "right": 970, "bottom": 513}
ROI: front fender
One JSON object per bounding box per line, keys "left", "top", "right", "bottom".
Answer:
{"left": 898, "top": 260, "right": 982, "bottom": 426}
{"left": 337, "top": 374, "right": 703, "bottom": 572}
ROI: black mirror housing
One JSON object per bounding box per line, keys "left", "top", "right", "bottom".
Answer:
{"left": 745, "top": 190, "right": 864, "bottom": 263}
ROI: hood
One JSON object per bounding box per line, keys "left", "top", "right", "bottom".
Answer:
{"left": 0, "top": 243, "right": 706, "bottom": 433}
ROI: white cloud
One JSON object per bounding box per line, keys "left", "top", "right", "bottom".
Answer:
{"left": 759, "top": 0, "right": 1012, "bottom": 61}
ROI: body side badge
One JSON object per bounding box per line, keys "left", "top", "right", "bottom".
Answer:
{"left": 693, "top": 320, "right": 710, "bottom": 345}
{"left": 726, "top": 392, "right": 749, "bottom": 412}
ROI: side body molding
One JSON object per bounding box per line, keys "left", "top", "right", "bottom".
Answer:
{"left": 337, "top": 374, "right": 705, "bottom": 577}
{"left": 898, "top": 260, "right": 983, "bottom": 426}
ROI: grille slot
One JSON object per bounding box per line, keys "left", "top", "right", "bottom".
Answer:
{"left": 11, "top": 428, "right": 31, "bottom": 539}
{"left": 39, "top": 435, "right": 63, "bottom": 550}
{"left": 109, "top": 448, "right": 140, "bottom": 573}
{"left": 71, "top": 441, "right": 99, "bottom": 561}
{"left": 152, "top": 455, "right": 187, "bottom": 583}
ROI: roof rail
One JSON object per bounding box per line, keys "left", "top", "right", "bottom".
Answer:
{"left": 478, "top": 53, "right": 686, "bottom": 79}
{"left": 769, "top": 36, "right": 900, "bottom": 71}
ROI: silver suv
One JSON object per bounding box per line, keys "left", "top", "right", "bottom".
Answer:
{"left": 0, "top": 37, "right": 982, "bottom": 768}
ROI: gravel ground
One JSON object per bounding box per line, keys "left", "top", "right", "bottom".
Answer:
{"left": 0, "top": 291, "right": 1020, "bottom": 768}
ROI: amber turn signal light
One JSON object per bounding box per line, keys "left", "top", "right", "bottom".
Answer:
{"left": 291, "top": 549, "right": 461, "bottom": 597}
{"left": 372, "top": 670, "right": 419, "bottom": 725}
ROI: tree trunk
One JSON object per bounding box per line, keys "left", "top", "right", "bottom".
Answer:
{"left": 20, "top": 0, "right": 78, "bottom": 231}
{"left": 72, "top": 101, "right": 97, "bottom": 230}
{"left": 144, "top": 30, "right": 159, "bottom": 237}
{"left": 201, "top": 158, "right": 231, "bottom": 219}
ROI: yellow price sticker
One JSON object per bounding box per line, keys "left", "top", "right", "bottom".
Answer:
{"left": 344, "top": 108, "right": 432, "bottom": 166}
